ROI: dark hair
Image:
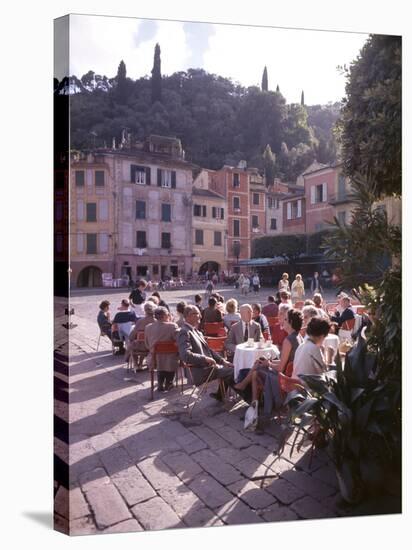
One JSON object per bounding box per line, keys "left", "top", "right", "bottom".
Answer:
{"left": 252, "top": 303, "right": 262, "bottom": 313}
{"left": 99, "top": 300, "right": 110, "bottom": 310}
{"left": 329, "top": 321, "right": 339, "bottom": 334}
{"left": 194, "top": 294, "right": 202, "bottom": 303}
{"left": 306, "top": 317, "right": 330, "bottom": 338}
{"left": 137, "top": 279, "right": 147, "bottom": 288}
{"left": 268, "top": 295, "right": 276, "bottom": 303}
{"left": 152, "top": 291, "right": 161, "bottom": 299}
{"left": 208, "top": 297, "right": 217, "bottom": 307}
{"left": 154, "top": 306, "right": 169, "bottom": 320}
{"left": 121, "top": 299, "right": 130, "bottom": 307}
{"left": 280, "top": 290, "right": 290, "bottom": 300}
{"left": 176, "top": 301, "right": 187, "bottom": 314}
{"left": 287, "top": 308, "right": 303, "bottom": 332}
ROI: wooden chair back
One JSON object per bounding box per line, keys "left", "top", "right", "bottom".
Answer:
{"left": 204, "top": 322, "right": 226, "bottom": 337}
{"left": 205, "top": 336, "right": 226, "bottom": 354}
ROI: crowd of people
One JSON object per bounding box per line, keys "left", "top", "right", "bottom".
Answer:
{"left": 97, "top": 276, "right": 369, "bottom": 426}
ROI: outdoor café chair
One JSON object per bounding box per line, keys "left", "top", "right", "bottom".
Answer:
{"left": 150, "top": 340, "right": 181, "bottom": 400}
{"left": 205, "top": 336, "right": 227, "bottom": 358}
{"left": 203, "top": 322, "right": 226, "bottom": 337}
{"left": 183, "top": 364, "right": 227, "bottom": 418}
{"left": 127, "top": 331, "right": 148, "bottom": 373}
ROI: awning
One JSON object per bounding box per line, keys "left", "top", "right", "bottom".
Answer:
{"left": 237, "top": 257, "right": 287, "bottom": 267}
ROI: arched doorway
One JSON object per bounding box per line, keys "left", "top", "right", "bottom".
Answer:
{"left": 77, "top": 266, "right": 102, "bottom": 288}
{"left": 199, "top": 261, "right": 220, "bottom": 276}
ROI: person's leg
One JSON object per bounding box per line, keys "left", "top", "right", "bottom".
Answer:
{"left": 157, "top": 371, "right": 166, "bottom": 391}
{"left": 164, "top": 371, "right": 175, "bottom": 391}
{"left": 234, "top": 369, "right": 254, "bottom": 391}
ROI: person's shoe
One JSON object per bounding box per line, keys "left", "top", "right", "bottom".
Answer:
{"left": 157, "top": 385, "right": 165, "bottom": 392}
{"left": 209, "top": 392, "right": 223, "bottom": 402}
{"left": 165, "top": 381, "right": 174, "bottom": 391}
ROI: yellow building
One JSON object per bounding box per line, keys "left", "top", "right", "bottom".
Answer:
{"left": 192, "top": 170, "right": 227, "bottom": 276}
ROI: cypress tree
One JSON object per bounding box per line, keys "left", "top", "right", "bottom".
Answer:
{"left": 261, "top": 66, "right": 268, "bottom": 92}
{"left": 301, "top": 90, "right": 305, "bottom": 106}
{"left": 276, "top": 84, "right": 280, "bottom": 93}
{"left": 151, "top": 43, "right": 162, "bottom": 104}
{"left": 116, "top": 60, "right": 127, "bottom": 104}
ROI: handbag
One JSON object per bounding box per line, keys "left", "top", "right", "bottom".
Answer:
{"left": 244, "top": 400, "right": 259, "bottom": 431}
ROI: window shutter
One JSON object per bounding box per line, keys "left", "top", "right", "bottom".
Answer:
{"left": 77, "top": 199, "right": 84, "bottom": 221}
{"left": 157, "top": 168, "right": 162, "bottom": 187}
{"left": 99, "top": 199, "right": 109, "bottom": 221}
{"left": 145, "top": 167, "right": 151, "bottom": 185}
{"left": 171, "top": 171, "right": 176, "bottom": 188}
{"left": 202, "top": 205, "right": 207, "bottom": 217}
{"left": 287, "top": 202, "right": 292, "bottom": 220}
{"left": 322, "top": 182, "right": 327, "bottom": 201}
{"left": 297, "top": 200, "right": 302, "bottom": 218}
{"left": 99, "top": 233, "right": 109, "bottom": 253}
{"left": 221, "top": 208, "right": 224, "bottom": 219}
{"left": 212, "top": 206, "right": 216, "bottom": 218}
{"left": 130, "top": 164, "right": 136, "bottom": 183}
{"left": 77, "top": 233, "right": 84, "bottom": 253}
{"left": 310, "top": 186, "right": 316, "bottom": 204}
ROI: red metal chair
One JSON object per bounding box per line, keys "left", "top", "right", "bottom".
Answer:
{"left": 341, "top": 318, "right": 356, "bottom": 331}
{"left": 151, "top": 340, "right": 180, "bottom": 400}
{"left": 271, "top": 323, "right": 288, "bottom": 347}
{"left": 355, "top": 306, "right": 366, "bottom": 315}
{"left": 205, "top": 336, "right": 227, "bottom": 357}
{"left": 203, "top": 322, "right": 226, "bottom": 337}
{"left": 278, "top": 372, "right": 303, "bottom": 394}
{"left": 127, "top": 330, "right": 148, "bottom": 372}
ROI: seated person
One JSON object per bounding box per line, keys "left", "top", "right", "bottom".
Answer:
{"left": 112, "top": 299, "right": 137, "bottom": 343}
{"left": 194, "top": 294, "right": 203, "bottom": 315}
{"left": 234, "top": 308, "right": 304, "bottom": 415}
{"left": 279, "top": 290, "right": 292, "bottom": 306}
{"left": 151, "top": 291, "right": 170, "bottom": 312}
{"left": 262, "top": 295, "right": 279, "bottom": 319}
{"left": 292, "top": 317, "right": 331, "bottom": 380}
{"left": 323, "top": 321, "right": 340, "bottom": 363}
{"left": 225, "top": 304, "right": 262, "bottom": 356}
{"left": 125, "top": 302, "right": 156, "bottom": 369}
{"left": 177, "top": 305, "right": 235, "bottom": 401}
{"left": 201, "top": 296, "right": 224, "bottom": 328}
{"left": 330, "top": 296, "right": 355, "bottom": 328}
{"left": 301, "top": 305, "right": 320, "bottom": 334}
{"left": 145, "top": 306, "right": 179, "bottom": 392}
{"left": 223, "top": 298, "right": 241, "bottom": 329}
{"left": 252, "top": 303, "right": 270, "bottom": 339}
{"left": 175, "top": 301, "right": 188, "bottom": 328}
{"left": 97, "top": 300, "right": 112, "bottom": 340}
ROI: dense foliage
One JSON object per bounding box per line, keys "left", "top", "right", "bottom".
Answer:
{"left": 68, "top": 60, "right": 340, "bottom": 180}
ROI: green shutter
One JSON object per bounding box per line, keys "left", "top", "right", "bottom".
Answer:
{"left": 145, "top": 167, "right": 151, "bottom": 185}
{"left": 157, "top": 168, "right": 162, "bottom": 186}
{"left": 131, "top": 164, "right": 136, "bottom": 183}
{"left": 171, "top": 171, "right": 176, "bottom": 188}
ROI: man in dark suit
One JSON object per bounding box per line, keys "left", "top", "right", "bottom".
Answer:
{"left": 177, "top": 305, "right": 234, "bottom": 401}
{"left": 330, "top": 296, "right": 355, "bottom": 328}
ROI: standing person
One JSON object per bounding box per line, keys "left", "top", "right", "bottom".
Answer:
{"left": 278, "top": 273, "right": 290, "bottom": 292}
{"left": 205, "top": 278, "right": 214, "bottom": 300}
{"left": 129, "top": 279, "right": 148, "bottom": 317}
{"left": 241, "top": 275, "right": 250, "bottom": 295}
{"left": 291, "top": 274, "right": 305, "bottom": 301}
{"left": 252, "top": 273, "right": 261, "bottom": 295}
{"left": 310, "top": 271, "right": 323, "bottom": 294}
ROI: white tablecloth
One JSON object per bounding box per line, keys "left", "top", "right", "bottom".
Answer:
{"left": 233, "top": 343, "right": 279, "bottom": 382}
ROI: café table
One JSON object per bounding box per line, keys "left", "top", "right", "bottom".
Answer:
{"left": 233, "top": 341, "right": 280, "bottom": 382}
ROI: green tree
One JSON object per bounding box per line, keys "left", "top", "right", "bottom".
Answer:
{"left": 276, "top": 84, "right": 280, "bottom": 93}
{"left": 252, "top": 234, "right": 306, "bottom": 265}
{"left": 151, "top": 43, "right": 162, "bottom": 104}
{"left": 262, "top": 144, "right": 276, "bottom": 187}
{"left": 301, "top": 90, "right": 305, "bottom": 106}
{"left": 116, "top": 60, "right": 128, "bottom": 104}
{"left": 261, "top": 66, "right": 268, "bottom": 92}
{"left": 338, "top": 34, "right": 401, "bottom": 198}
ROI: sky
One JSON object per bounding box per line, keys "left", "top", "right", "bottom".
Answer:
{"left": 69, "top": 14, "right": 368, "bottom": 105}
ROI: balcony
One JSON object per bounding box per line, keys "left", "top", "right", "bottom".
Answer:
{"left": 233, "top": 208, "right": 241, "bottom": 214}
{"left": 328, "top": 192, "right": 355, "bottom": 206}
{"left": 251, "top": 226, "right": 261, "bottom": 233}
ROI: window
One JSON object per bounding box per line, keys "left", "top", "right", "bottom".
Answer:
{"left": 99, "top": 233, "right": 109, "bottom": 253}
{"left": 311, "top": 183, "right": 327, "bottom": 204}
{"left": 286, "top": 199, "right": 302, "bottom": 220}
{"left": 86, "top": 233, "right": 97, "bottom": 254}
{"left": 161, "top": 232, "right": 171, "bottom": 249}
{"left": 195, "top": 229, "right": 204, "bottom": 245}
{"left": 212, "top": 207, "right": 224, "bottom": 219}
{"left": 337, "top": 211, "right": 347, "bottom": 225}
{"left": 161, "top": 203, "right": 171, "bottom": 222}
{"left": 267, "top": 197, "right": 273, "bottom": 208}
{"left": 233, "top": 196, "right": 240, "bottom": 210}
{"left": 270, "top": 218, "right": 277, "bottom": 230}
{"left": 95, "top": 170, "right": 105, "bottom": 186}
{"left": 202, "top": 205, "right": 207, "bottom": 217}
{"left": 99, "top": 199, "right": 109, "bottom": 221}
{"left": 77, "top": 233, "right": 84, "bottom": 253}
{"left": 233, "top": 173, "right": 240, "bottom": 187}
{"left": 136, "top": 231, "right": 147, "bottom": 248}
{"left": 86, "top": 203, "right": 97, "bottom": 222}
{"left": 152, "top": 265, "right": 159, "bottom": 275}
{"left": 157, "top": 168, "right": 176, "bottom": 188}
{"left": 77, "top": 200, "right": 84, "bottom": 221}
{"left": 131, "top": 164, "right": 151, "bottom": 185}
{"left": 233, "top": 219, "right": 240, "bottom": 237}
{"left": 136, "top": 200, "right": 146, "bottom": 220}
{"left": 75, "top": 170, "right": 85, "bottom": 187}
{"left": 252, "top": 215, "right": 259, "bottom": 228}
{"left": 253, "top": 193, "right": 260, "bottom": 206}
{"left": 194, "top": 204, "right": 201, "bottom": 216}
{"left": 214, "top": 231, "right": 222, "bottom": 246}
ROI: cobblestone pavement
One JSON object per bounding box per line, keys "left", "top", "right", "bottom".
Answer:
{"left": 53, "top": 287, "right": 397, "bottom": 536}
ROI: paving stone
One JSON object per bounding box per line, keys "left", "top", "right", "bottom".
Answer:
{"left": 191, "top": 449, "right": 243, "bottom": 485}
{"left": 54, "top": 486, "right": 69, "bottom": 519}
{"left": 111, "top": 466, "right": 156, "bottom": 506}
{"left": 85, "top": 484, "right": 132, "bottom": 529}
{"left": 137, "top": 456, "right": 181, "bottom": 491}
{"left": 264, "top": 478, "right": 306, "bottom": 504}
{"left": 176, "top": 431, "right": 207, "bottom": 454}
{"left": 311, "top": 465, "right": 339, "bottom": 489}
{"left": 214, "top": 425, "right": 252, "bottom": 449}
{"left": 159, "top": 419, "right": 192, "bottom": 439}
{"left": 293, "top": 448, "right": 327, "bottom": 473}
{"left": 291, "top": 495, "right": 336, "bottom": 519}
{"left": 89, "top": 432, "right": 119, "bottom": 453}
{"left": 160, "top": 451, "right": 204, "bottom": 483}
{"left": 214, "top": 446, "right": 250, "bottom": 466}
{"left": 158, "top": 484, "right": 204, "bottom": 517}
{"left": 202, "top": 414, "right": 227, "bottom": 430}
{"left": 182, "top": 506, "right": 225, "bottom": 528}
{"left": 261, "top": 503, "right": 299, "bottom": 523}
{"left": 97, "top": 445, "right": 134, "bottom": 477}
{"left": 235, "top": 457, "right": 276, "bottom": 480}
{"left": 70, "top": 516, "right": 97, "bottom": 536}
{"left": 188, "top": 474, "right": 234, "bottom": 508}
{"left": 102, "top": 519, "right": 144, "bottom": 533}
{"left": 188, "top": 426, "right": 228, "bottom": 450}
{"left": 227, "top": 480, "right": 276, "bottom": 509}
{"left": 243, "top": 431, "right": 278, "bottom": 450}
{"left": 281, "top": 469, "right": 336, "bottom": 500}
{"left": 70, "top": 485, "right": 91, "bottom": 520}
{"left": 214, "top": 498, "right": 264, "bottom": 525}
{"left": 131, "top": 496, "right": 184, "bottom": 530}
{"left": 79, "top": 468, "right": 111, "bottom": 492}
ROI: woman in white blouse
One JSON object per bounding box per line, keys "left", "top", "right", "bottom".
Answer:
{"left": 293, "top": 317, "right": 331, "bottom": 379}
